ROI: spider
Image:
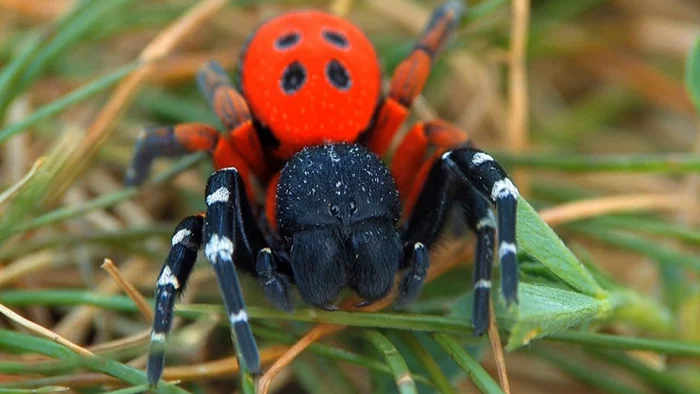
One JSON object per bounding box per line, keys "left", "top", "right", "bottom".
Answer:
{"left": 126, "top": 0, "right": 519, "bottom": 386}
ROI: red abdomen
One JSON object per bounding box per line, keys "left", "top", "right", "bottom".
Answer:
{"left": 239, "top": 10, "right": 383, "bottom": 160}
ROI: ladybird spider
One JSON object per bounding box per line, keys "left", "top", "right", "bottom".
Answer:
{"left": 127, "top": 0, "right": 518, "bottom": 386}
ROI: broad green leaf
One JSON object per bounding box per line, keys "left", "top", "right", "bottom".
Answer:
{"left": 506, "top": 283, "right": 613, "bottom": 350}
{"left": 517, "top": 198, "right": 606, "bottom": 298}
{"left": 685, "top": 35, "right": 700, "bottom": 113}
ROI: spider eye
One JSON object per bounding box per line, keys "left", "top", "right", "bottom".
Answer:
{"left": 322, "top": 30, "right": 349, "bottom": 49}
{"left": 274, "top": 31, "right": 300, "bottom": 51}
{"left": 280, "top": 61, "right": 307, "bottom": 95}
{"left": 349, "top": 200, "right": 357, "bottom": 214}
{"left": 326, "top": 59, "right": 351, "bottom": 91}
{"left": 329, "top": 204, "right": 341, "bottom": 218}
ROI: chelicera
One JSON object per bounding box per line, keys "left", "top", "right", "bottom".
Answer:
{"left": 126, "top": 0, "right": 519, "bottom": 386}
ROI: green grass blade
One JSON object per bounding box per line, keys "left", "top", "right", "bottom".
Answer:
{"left": 398, "top": 332, "right": 457, "bottom": 394}
{"left": 0, "top": 140, "right": 74, "bottom": 242}
{"left": 506, "top": 283, "right": 613, "bottom": 350}
{"left": 102, "top": 385, "right": 151, "bottom": 394}
{"left": 546, "top": 331, "right": 700, "bottom": 357}
{"left": 0, "top": 225, "right": 172, "bottom": 260}
{"left": 19, "top": 0, "right": 134, "bottom": 92}
{"left": 517, "top": 198, "right": 605, "bottom": 297}
{"left": 433, "top": 334, "right": 503, "bottom": 394}
{"left": 0, "top": 388, "right": 68, "bottom": 394}
{"left": 572, "top": 224, "right": 700, "bottom": 271}
{"left": 241, "top": 373, "right": 256, "bottom": 394}
{"left": 466, "top": 0, "right": 507, "bottom": 21}
{"left": 0, "top": 290, "right": 472, "bottom": 334}
{"left": 585, "top": 216, "right": 700, "bottom": 245}
{"left": 0, "top": 329, "right": 188, "bottom": 394}
{"left": 365, "top": 330, "right": 417, "bottom": 394}
{"left": 292, "top": 359, "right": 339, "bottom": 394}
{"left": 0, "top": 32, "right": 47, "bottom": 119}
{"left": 497, "top": 152, "right": 700, "bottom": 173}
{"left": 0, "top": 61, "right": 140, "bottom": 144}
{"left": 138, "top": 89, "right": 219, "bottom": 125}
{"left": 685, "top": 35, "right": 700, "bottom": 113}
{"left": 253, "top": 326, "right": 435, "bottom": 387}
{"left": 0, "top": 152, "right": 205, "bottom": 243}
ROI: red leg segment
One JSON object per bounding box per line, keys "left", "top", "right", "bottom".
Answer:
{"left": 198, "top": 61, "right": 275, "bottom": 184}
{"left": 127, "top": 61, "right": 273, "bottom": 205}
{"left": 366, "top": 1, "right": 465, "bottom": 157}
{"left": 391, "top": 120, "right": 469, "bottom": 218}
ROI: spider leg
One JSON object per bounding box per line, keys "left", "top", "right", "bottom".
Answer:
{"left": 391, "top": 120, "right": 469, "bottom": 215}
{"left": 256, "top": 248, "right": 292, "bottom": 312}
{"left": 442, "top": 148, "right": 519, "bottom": 304}
{"left": 197, "top": 61, "right": 273, "bottom": 182}
{"left": 464, "top": 189, "right": 497, "bottom": 335}
{"left": 197, "top": 61, "right": 251, "bottom": 133}
{"left": 394, "top": 120, "right": 514, "bottom": 334}
{"left": 203, "top": 168, "right": 271, "bottom": 374}
{"left": 365, "top": 1, "right": 465, "bottom": 156}
{"left": 148, "top": 214, "right": 204, "bottom": 386}
{"left": 394, "top": 241, "right": 429, "bottom": 308}
{"left": 126, "top": 61, "right": 273, "bottom": 198}
{"left": 125, "top": 123, "right": 219, "bottom": 186}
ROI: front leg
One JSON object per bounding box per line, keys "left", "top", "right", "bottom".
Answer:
{"left": 394, "top": 242, "right": 429, "bottom": 308}
{"left": 203, "top": 168, "right": 269, "bottom": 374}
{"left": 256, "top": 248, "right": 292, "bottom": 312}
{"left": 148, "top": 214, "right": 204, "bottom": 386}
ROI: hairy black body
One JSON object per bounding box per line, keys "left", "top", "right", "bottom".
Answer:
{"left": 276, "top": 144, "right": 403, "bottom": 309}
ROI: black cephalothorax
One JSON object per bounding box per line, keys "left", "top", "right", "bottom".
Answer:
{"left": 276, "top": 144, "right": 403, "bottom": 309}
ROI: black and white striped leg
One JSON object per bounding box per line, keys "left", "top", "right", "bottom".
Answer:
{"left": 256, "top": 248, "right": 292, "bottom": 312}
{"left": 443, "top": 149, "right": 519, "bottom": 304}
{"left": 399, "top": 160, "right": 459, "bottom": 309}
{"left": 148, "top": 215, "right": 204, "bottom": 387}
{"left": 204, "top": 168, "right": 264, "bottom": 374}
{"left": 461, "top": 188, "right": 497, "bottom": 336}
{"left": 395, "top": 242, "right": 429, "bottom": 308}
